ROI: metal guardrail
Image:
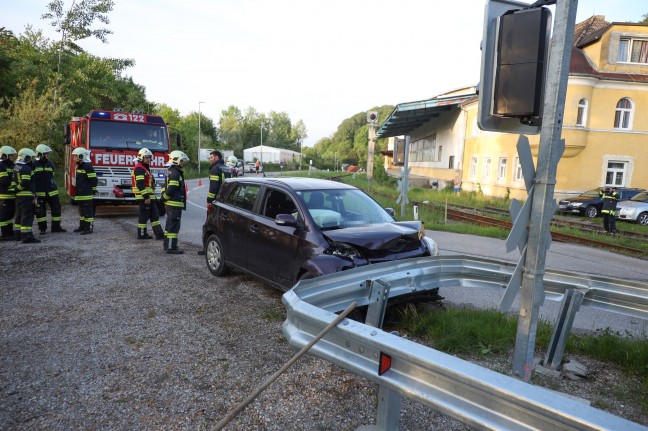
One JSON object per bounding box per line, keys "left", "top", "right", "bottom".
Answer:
{"left": 282, "top": 255, "right": 648, "bottom": 431}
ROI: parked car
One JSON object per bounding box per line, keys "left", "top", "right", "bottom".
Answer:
{"left": 616, "top": 191, "right": 648, "bottom": 225}
{"left": 557, "top": 187, "right": 645, "bottom": 218}
{"left": 245, "top": 162, "right": 263, "bottom": 173}
{"left": 202, "top": 177, "right": 438, "bottom": 291}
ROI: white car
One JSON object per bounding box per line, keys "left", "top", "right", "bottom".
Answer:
{"left": 616, "top": 191, "right": 648, "bottom": 225}
{"left": 245, "top": 162, "right": 262, "bottom": 173}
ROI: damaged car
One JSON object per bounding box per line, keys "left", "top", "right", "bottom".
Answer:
{"left": 202, "top": 177, "right": 438, "bottom": 291}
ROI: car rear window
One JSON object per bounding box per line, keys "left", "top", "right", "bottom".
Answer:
{"left": 225, "top": 184, "right": 260, "bottom": 212}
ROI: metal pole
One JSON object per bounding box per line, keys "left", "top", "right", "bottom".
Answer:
{"left": 260, "top": 125, "right": 263, "bottom": 166}
{"left": 198, "top": 101, "right": 205, "bottom": 175}
{"left": 299, "top": 139, "right": 302, "bottom": 171}
{"left": 400, "top": 136, "right": 410, "bottom": 217}
{"left": 512, "top": 0, "right": 577, "bottom": 381}
{"left": 367, "top": 123, "right": 376, "bottom": 193}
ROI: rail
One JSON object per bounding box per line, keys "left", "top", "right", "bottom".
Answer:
{"left": 282, "top": 255, "right": 648, "bottom": 431}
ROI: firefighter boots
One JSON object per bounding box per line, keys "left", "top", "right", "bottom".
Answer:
{"left": 167, "top": 238, "right": 183, "bottom": 254}
{"left": 138, "top": 228, "right": 153, "bottom": 240}
{"left": 80, "top": 221, "right": 93, "bottom": 235}
{"left": 163, "top": 237, "right": 169, "bottom": 251}
{"left": 13, "top": 230, "right": 21, "bottom": 241}
{"left": 38, "top": 221, "right": 48, "bottom": 235}
{"left": 153, "top": 225, "right": 164, "bottom": 240}
{"left": 0, "top": 226, "right": 14, "bottom": 241}
{"left": 22, "top": 232, "right": 41, "bottom": 243}
{"left": 51, "top": 221, "right": 67, "bottom": 233}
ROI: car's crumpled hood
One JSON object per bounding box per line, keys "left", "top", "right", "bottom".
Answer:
{"left": 323, "top": 221, "right": 423, "bottom": 250}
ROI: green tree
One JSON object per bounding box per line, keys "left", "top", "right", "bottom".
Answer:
{"left": 0, "top": 80, "right": 72, "bottom": 161}
{"left": 641, "top": 13, "right": 648, "bottom": 24}
{"left": 42, "top": 0, "right": 115, "bottom": 80}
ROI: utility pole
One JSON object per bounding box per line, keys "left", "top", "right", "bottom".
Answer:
{"left": 198, "top": 101, "right": 205, "bottom": 175}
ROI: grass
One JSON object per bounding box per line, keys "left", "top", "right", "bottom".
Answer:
{"left": 397, "top": 304, "right": 648, "bottom": 412}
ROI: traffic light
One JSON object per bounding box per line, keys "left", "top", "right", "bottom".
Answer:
{"left": 478, "top": 0, "right": 552, "bottom": 134}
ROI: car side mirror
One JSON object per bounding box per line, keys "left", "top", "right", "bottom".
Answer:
{"left": 385, "top": 208, "right": 395, "bottom": 216}
{"left": 275, "top": 213, "right": 298, "bottom": 227}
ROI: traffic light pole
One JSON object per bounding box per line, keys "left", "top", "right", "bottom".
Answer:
{"left": 512, "top": 0, "right": 578, "bottom": 381}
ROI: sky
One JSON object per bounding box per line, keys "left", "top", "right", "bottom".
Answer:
{"left": 2, "top": 0, "right": 647, "bottom": 147}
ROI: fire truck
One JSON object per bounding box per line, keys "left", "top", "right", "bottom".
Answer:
{"left": 64, "top": 110, "right": 171, "bottom": 205}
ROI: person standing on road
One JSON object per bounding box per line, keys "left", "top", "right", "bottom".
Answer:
{"left": 132, "top": 148, "right": 164, "bottom": 240}
{"left": 162, "top": 150, "right": 189, "bottom": 254}
{"left": 255, "top": 160, "right": 260, "bottom": 175}
{"left": 13, "top": 148, "right": 40, "bottom": 243}
{"left": 33, "top": 144, "right": 67, "bottom": 234}
{"left": 207, "top": 150, "right": 229, "bottom": 204}
{"left": 72, "top": 147, "right": 97, "bottom": 235}
{"left": 0, "top": 146, "right": 18, "bottom": 241}
{"left": 600, "top": 186, "right": 619, "bottom": 234}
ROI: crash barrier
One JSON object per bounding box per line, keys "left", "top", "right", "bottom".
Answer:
{"left": 282, "top": 255, "right": 648, "bottom": 431}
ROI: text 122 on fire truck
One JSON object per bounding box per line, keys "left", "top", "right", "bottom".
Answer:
{"left": 64, "top": 110, "right": 171, "bottom": 206}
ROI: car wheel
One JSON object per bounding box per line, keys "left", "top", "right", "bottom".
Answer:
{"left": 585, "top": 205, "right": 598, "bottom": 218}
{"left": 205, "top": 234, "right": 229, "bottom": 276}
{"left": 637, "top": 212, "right": 648, "bottom": 226}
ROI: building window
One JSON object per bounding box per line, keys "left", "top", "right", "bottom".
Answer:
{"left": 410, "top": 134, "right": 436, "bottom": 162}
{"left": 448, "top": 155, "right": 455, "bottom": 170}
{"left": 618, "top": 37, "right": 648, "bottom": 64}
{"left": 483, "top": 157, "right": 491, "bottom": 179}
{"left": 498, "top": 157, "right": 507, "bottom": 181}
{"left": 514, "top": 157, "right": 523, "bottom": 182}
{"left": 605, "top": 161, "right": 627, "bottom": 186}
{"left": 614, "top": 98, "right": 633, "bottom": 129}
{"left": 576, "top": 98, "right": 587, "bottom": 127}
{"left": 470, "top": 157, "right": 478, "bottom": 178}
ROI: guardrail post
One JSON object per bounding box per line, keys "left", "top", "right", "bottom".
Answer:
{"left": 358, "top": 279, "right": 402, "bottom": 431}
{"left": 544, "top": 288, "right": 585, "bottom": 370}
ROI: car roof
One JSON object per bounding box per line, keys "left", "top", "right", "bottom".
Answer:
{"left": 225, "top": 176, "right": 357, "bottom": 191}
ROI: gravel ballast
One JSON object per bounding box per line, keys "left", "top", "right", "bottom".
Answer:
{"left": 1, "top": 205, "right": 646, "bottom": 430}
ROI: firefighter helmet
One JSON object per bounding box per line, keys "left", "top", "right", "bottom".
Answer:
{"left": 17, "top": 148, "right": 37, "bottom": 164}
{"left": 0, "top": 145, "right": 17, "bottom": 160}
{"left": 72, "top": 147, "right": 89, "bottom": 162}
{"left": 226, "top": 155, "right": 237, "bottom": 167}
{"left": 168, "top": 150, "right": 189, "bottom": 166}
{"left": 35, "top": 143, "right": 52, "bottom": 159}
{"left": 137, "top": 148, "right": 153, "bottom": 161}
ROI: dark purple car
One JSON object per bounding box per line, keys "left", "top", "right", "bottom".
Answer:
{"left": 202, "top": 177, "right": 438, "bottom": 291}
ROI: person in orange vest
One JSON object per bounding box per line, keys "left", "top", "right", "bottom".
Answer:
{"left": 132, "top": 148, "right": 164, "bottom": 240}
{"left": 255, "top": 160, "right": 260, "bottom": 175}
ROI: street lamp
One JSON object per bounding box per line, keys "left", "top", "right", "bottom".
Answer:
{"left": 198, "top": 101, "right": 205, "bottom": 175}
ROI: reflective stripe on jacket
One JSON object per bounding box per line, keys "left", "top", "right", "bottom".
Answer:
{"left": 0, "top": 159, "right": 16, "bottom": 200}
{"left": 132, "top": 161, "right": 156, "bottom": 200}
{"left": 32, "top": 158, "right": 59, "bottom": 197}
{"left": 14, "top": 163, "right": 36, "bottom": 197}
{"left": 163, "top": 165, "right": 185, "bottom": 208}
{"left": 75, "top": 162, "right": 98, "bottom": 201}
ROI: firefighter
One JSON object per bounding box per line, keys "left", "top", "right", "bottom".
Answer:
{"left": 33, "top": 144, "right": 67, "bottom": 234}
{"left": 206, "top": 150, "right": 226, "bottom": 204}
{"left": 599, "top": 186, "right": 619, "bottom": 234}
{"left": 226, "top": 155, "right": 239, "bottom": 177}
{"left": 0, "top": 145, "right": 18, "bottom": 241}
{"left": 13, "top": 148, "right": 40, "bottom": 243}
{"left": 162, "top": 150, "right": 189, "bottom": 254}
{"left": 72, "top": 147, "right": 97, "bottom": 235}
{"left": 132, "top": 148, "right": 164, "bottom": 240}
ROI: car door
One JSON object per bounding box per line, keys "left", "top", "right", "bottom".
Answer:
{"left": 217, "top": 183, "right": 260, "bottom": 268}
{"left": 247, "top": 187, "right": 303, "bottom": 288}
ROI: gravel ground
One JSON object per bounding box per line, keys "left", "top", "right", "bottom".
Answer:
{"left": 1, "top": 205, "right": 646, "bottom": 430}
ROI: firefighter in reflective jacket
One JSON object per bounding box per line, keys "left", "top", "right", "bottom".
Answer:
{"left": 599, "top": 187, "right": 619, "bottom": 234}
{"left": 72, "top": 147, "right": 97, "bottom": 235}
{"left": 33, "top": 144, "right": 66, "bottom": 234}
{"left": 207, "top": 150, "right": 226, "bottom": 204}
{"left": 132, "top": 148, "right": 164, "bottom": 240}
{"left": 13, "top": 148, "right": 41, "bottom": 243}
{"left": 162, "top": 150, "right": 189, "bottom": 254}
{"left": 0, "top": 145, "right": 18, "bottom": 241}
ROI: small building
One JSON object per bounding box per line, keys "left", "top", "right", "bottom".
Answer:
{"left": 243, "top": 145, "right": 302, "bottom": 165}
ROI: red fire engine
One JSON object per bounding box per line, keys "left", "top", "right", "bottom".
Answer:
{"left": 64, "top": 110, "right": 171, "bottom": 205}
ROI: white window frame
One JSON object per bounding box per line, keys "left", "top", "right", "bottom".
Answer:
{"left": 469, "top": 157, "right": 478, "bottom": 179}
{"left": 409, "top": 134, "right": 436, "bottom": 162}
{"left": 483, "top": 157, "right": 492, "bottom": 179}
{"left": 514, "top": 157, "right": 523, "bottom": 182}
{"left": 576, "top": 98, "right": 587, "bottom": 127}
{"left": 618, "top": 37, "right": 648, "bottom": 64}
{"left": 614, "top": 98, "right": 634, "bottom": 130}
{"left": 605, "top": 161, "right": 628, "bottom": 187}
{"left": 497, "top": 157, "right": 507, "bottom": 181}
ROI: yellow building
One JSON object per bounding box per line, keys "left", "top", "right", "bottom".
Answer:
{"left": 379, "top": 16, "right": 648, "bottom": 200}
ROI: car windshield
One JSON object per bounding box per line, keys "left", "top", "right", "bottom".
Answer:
{"left": 580, "top": 188, "right": 602, "bottom": 198}
{"left": 629, "top": 191, "right": 648, "bottom": 202}
{"left": 297, "top": 189, "right": 394, "bottom": 230}
{"left": 89, "top": 121, "right": 169, "bottom": 152}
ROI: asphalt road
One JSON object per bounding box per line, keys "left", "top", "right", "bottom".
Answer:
{"left": 102, "top": 176, "right": 648, "bottom": 337}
